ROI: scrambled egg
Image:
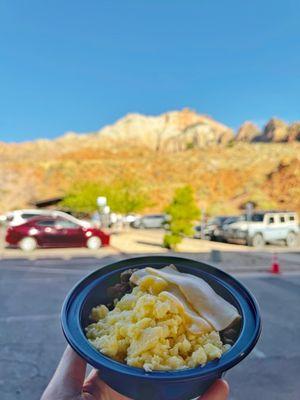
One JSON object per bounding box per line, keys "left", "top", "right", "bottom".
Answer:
{"left": 86, "top": 274, "right": 230, "bottom": 371}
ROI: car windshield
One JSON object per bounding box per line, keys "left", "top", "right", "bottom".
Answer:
{"left": 250, "top": 214, "right": 264, "bottom": 222}
{"left": 208, "top": 217, "right": 228, "bottom": 225}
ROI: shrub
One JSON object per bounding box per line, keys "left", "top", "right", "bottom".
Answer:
{"left": 163, "top": 185, "right": 200, "bottom": 250}
{"left": 163, "top": 234, "right": 182, "bottom": 249}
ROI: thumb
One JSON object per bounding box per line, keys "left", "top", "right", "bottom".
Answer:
{"left": 83, "top": 369, "right": 132, "bottom": 399}
{"left": 199, "top": 379, "right": 229, "bottom": 400}
{"left": 41, "top": 346, "right": 87, "bottom": 399}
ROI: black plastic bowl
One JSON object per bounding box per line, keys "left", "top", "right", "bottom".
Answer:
{"left": 61, "top": 256, "right": 261, "bottom": 400}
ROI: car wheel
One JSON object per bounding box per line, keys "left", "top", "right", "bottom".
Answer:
{"left": 251, "top": 233, "right": 265, "bottom": 248}
{"left": 19, "top": 237, "right": 37, "bottom": 251}
{"left": 130, "top": 222, "right": 140, "bottom": 229}
{"left": 86, "top": 236, "right": 102, "bottom": 250}
{"left": 286, "top": 232, "right": 298, "bottom": 247}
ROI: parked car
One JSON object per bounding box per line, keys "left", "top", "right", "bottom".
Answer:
{"left": 2, "top": 209, "right": 91, "bottom": 228}
{"left": 202, "top": 216, "right": 237, "bottom": 241}
{"left": 193, "top": 224, "right": 203, "bottom": 239}
{"left": 225, "top": 211, "right": 299, "bottom": 247}
{"left": 5, "top": 216, "right": 110, "bottom": 251}
{"left": 193, "top": 216, "right": 240, "bottom": 241}
{"left": 218, "top": 216, "right": 245, "bottom": 242}
{"left": 122, "top": 213, "right": 141, "bottom": 225}
{"left": 131, "top": 214, "right": 167, "bottom": 229}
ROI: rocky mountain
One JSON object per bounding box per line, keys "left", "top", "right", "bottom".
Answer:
{"left": 255, "top": 118, "right": 289, "bottom": 142}
{"left": 96, "top": 109, "right": 234, "bottom": 150}
{"left": 69, "top": 111, "right": 300, "bottom": 147}
{"left": 0, "top": 109, "right": 299, "bottom": 214}
{"left": 2, "top": 111, "right": 300, "bottom": 157}
{"left": 235, "top": 122, "right": 261, "bottom": 142}
{"left": 287, "top": 122, "right": 300, "bottom": 142}
{"left": 52, "top": 112, "right": 300, "bottom": 146}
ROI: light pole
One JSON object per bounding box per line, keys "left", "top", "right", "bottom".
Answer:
{"left": 96, "top": 196, "right": 107, "bottom": 227}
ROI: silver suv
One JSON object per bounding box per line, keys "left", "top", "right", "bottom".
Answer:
{"left": 131, "top": 214, "right": 167, "bottom": 229}
{"left": 225, "top": 211, "right": 299, "bottom": 247}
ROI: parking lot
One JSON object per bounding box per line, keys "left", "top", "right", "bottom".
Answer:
{"left": 0, "top": 229, "right": 299, "bottom": 400}
{"left": 1, "top": 228, "right": 300, "bottom": 273}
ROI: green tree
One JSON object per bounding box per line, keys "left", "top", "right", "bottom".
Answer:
{"left": 163, "top": 185, "right": 200, "bottom": 250}
{"left": 61, "top": 182, "right": 101, "bottom": 213}
{"left": 61, "top": 179, "right": 149, "bottom": 214}
{"left": 106, "top": 179, "right": 149, "bottom": 214}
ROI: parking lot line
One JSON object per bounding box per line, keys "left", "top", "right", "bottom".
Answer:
{"left": 0, "top": 265, "right": 88, "bottom": 275}
{"left": 0, "top": 314, "right": 59, "bottom": 323}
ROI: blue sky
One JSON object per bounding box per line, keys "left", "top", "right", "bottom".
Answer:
{"left": 0, "top": 0, "right": 299, "bottom": 142}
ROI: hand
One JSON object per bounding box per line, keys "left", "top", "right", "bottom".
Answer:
{"left": 41, "top": 346, "right": 229, "bottom": 400}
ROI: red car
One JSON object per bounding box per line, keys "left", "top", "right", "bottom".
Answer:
{"left": 6, "top": 216, "right": 110, "bottom": 251}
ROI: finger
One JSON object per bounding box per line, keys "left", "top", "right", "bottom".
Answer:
{"left": 41, "top": 346, "right": 87, "bottom": 399}
{"left": 82, "top": 369, "right": 103, "bottom": 396}
{"left": 83, "top": 369, "right": 132, "bottom": 399}
{"left": 199, "top": 379, "right": 229, "bottom": 400}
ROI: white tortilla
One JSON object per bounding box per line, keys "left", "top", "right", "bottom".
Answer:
{"left": 159, "top": 286, "right": 213, "bottom": 334}
{"left": 131, "top": 265, "right": 240, "bottom": 331}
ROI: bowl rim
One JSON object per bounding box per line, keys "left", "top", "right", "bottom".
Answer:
{"left": 61, "top": 255, "right": 262, "bottom": 380}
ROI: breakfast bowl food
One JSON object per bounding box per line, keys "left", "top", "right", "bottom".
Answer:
{"left": 61, "top": 256, "right": 261, "bottom": 400}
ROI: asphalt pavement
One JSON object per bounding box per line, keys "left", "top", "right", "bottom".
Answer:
{"left": 0, "top": 254, "right": 299, "bottom": 400}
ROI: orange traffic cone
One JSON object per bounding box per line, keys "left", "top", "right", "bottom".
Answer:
{"left": 269, "top": 253, "right": 280, "bottom": 274}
